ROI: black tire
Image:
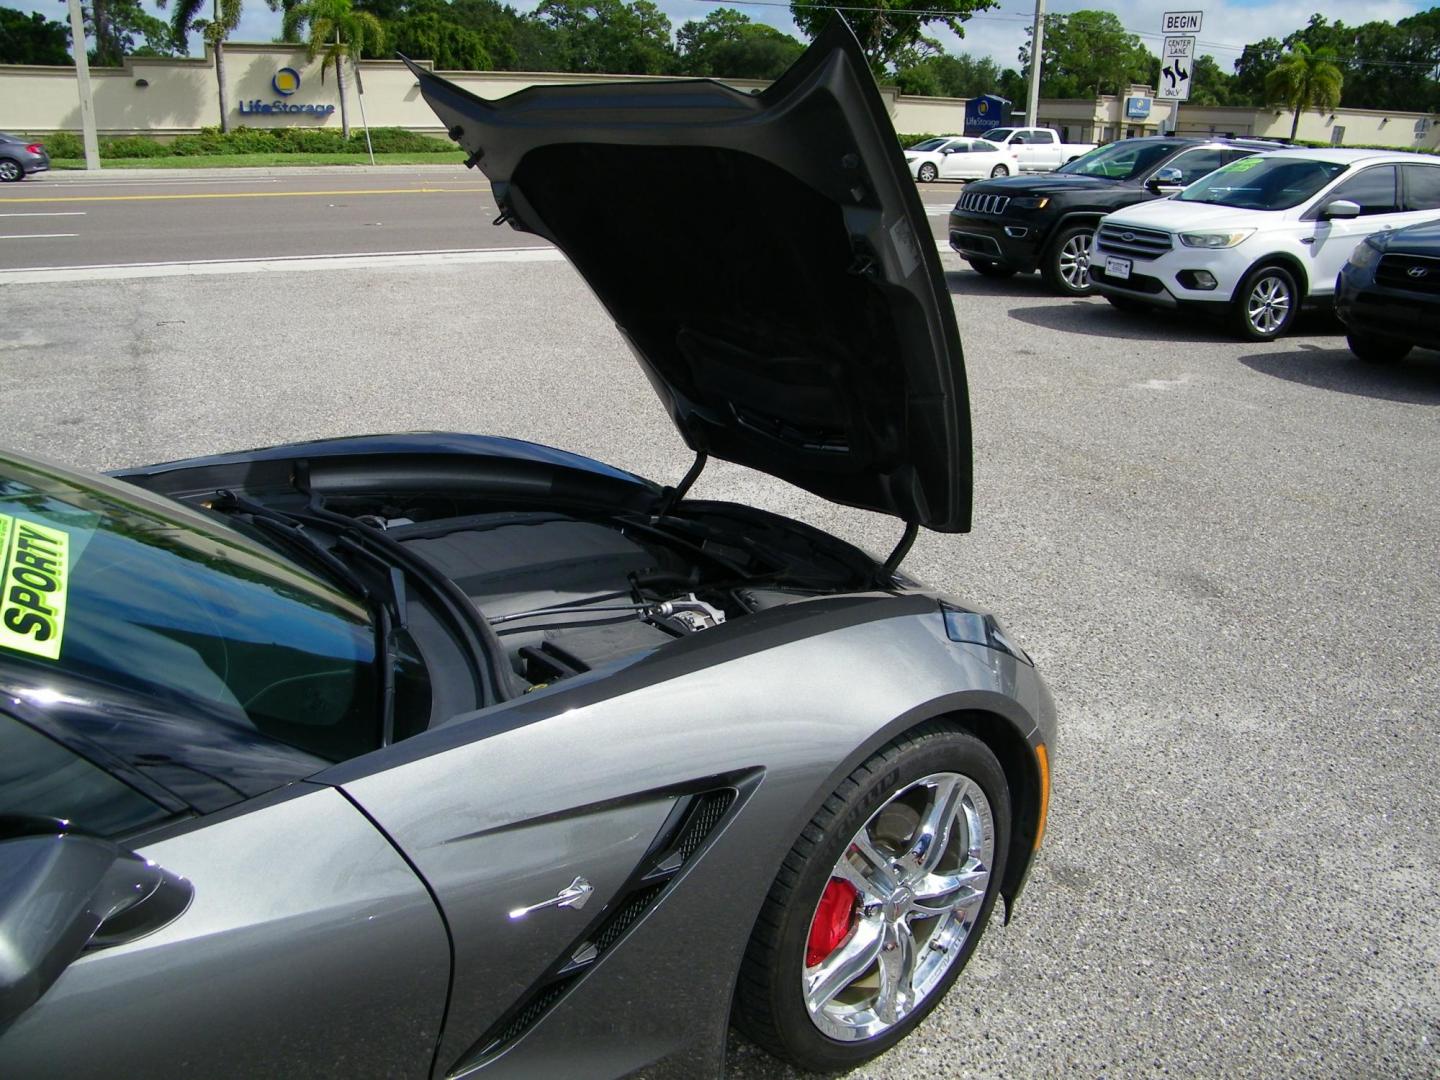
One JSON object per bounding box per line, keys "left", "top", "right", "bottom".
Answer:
{"left": 1105, "top": 294, "right": 1150, "bottom": 313}
{"left": 0, "top": 159, "right": 23, "bottom": 183}
{"left": 1347, "top": 333, "right": 1413, "bottom": 363}
{"left": 734, "top": 723, "right": 1011, "bottom": 1073}
{"left": 989, "top": 164, "right": 1009, "bottom": 178}
{"left": 1231, "top": 264, "right": 1301, "bottom": 341}
{"left": 1041, "top": 224, "right": 1096, "bottom": 296}
{"left": 917, "top": 162, "right": 938, "bottom": 182}
{"left": 967, "top": 258, "right": 1017, "bottom": 279}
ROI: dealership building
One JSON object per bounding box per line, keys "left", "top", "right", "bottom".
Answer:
{"left": 2, "top": 43, "right": 1436, "bottom": 150}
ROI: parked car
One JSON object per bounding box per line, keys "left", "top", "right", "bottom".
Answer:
{"left": 1335, "top": 217, "right": 1440, "bottom": 361}
{"left": 976, "top": 127, "right": 1097, "bottom": 173}
{"left": 948, "top": 136, "right": 1274, "bottom": 294}
{"left": 1089, "top": 148, "right": 1440, "bottom": 340}
{"left": 0, "top": 24, "right": 1055, "bottom": 1080}
{"left": 0, "top": 133, "right": 50, "bottom": 182}
{"left": 904, "top": 134, "right": 1019, "bottom": 182}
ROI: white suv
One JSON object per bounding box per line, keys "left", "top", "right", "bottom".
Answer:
{"left": 1088, "top": 148, "right": 1440, "bottom": 340}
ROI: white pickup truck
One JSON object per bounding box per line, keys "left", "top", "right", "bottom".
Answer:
{"left": 977, "top": 127, "right": 1097, "bottom": 173}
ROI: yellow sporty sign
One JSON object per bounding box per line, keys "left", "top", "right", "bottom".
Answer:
{"left": 0, "top": 513, "right": 71, "bottom": 661}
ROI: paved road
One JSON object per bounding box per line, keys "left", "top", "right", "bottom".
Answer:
{"left": 0, "top": 170, "right": 964, "bottom": 270}
{"left": 0, "top": 170, "right": 516, "bottom": 268}
{"left": 2, "top": 181, "right": 1436, "bottom": 1077}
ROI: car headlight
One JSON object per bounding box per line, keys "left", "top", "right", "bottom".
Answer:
{"left": 1009, "top": 196, "right": 1050, "bottom": 210}
{"left": 1346, "top": 237, "right": 1383, "bottom": 270}
{"left": 940, "top": 602, "right": 1033, "bottom": 665}
{"left": 1178, "top": 230, "right": 1254, "bottom": 249}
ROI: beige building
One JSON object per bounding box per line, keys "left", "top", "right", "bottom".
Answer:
{"left": 2, "top": 44, "right": 1437, "bottom": 151}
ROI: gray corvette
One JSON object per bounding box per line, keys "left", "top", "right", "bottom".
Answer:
{"left": 0, "top": 22, "right": 1054, "bottom": 1079}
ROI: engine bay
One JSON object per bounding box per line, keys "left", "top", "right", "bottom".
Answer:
{"left": 325, "top": 496, "right": 877, "bottom": 688}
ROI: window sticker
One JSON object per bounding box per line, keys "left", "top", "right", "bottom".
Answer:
{"left": 1217, "top": 156, "right": 1264, "bottom": 173}
{"left": 0, "top": 513, "right": 72, "bottom": 661}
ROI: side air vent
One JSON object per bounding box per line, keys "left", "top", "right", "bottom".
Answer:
{"left": 451, "top": 785, "right": 743, "bottom": 1075}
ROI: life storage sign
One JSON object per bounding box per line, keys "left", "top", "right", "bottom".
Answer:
{"left": 0, "top": 513, "right": 71, "bottom": 661}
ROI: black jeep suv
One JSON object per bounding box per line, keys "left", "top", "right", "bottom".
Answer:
{"left": 947, "top": 136, "right": 1277, "bottom": 296}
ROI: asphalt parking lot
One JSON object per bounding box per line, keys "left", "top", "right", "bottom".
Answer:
{"left": 2, "top": 176, "right": 1437, "bottom": 1077}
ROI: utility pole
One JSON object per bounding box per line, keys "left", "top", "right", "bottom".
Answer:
{"left": 1026, "top": 0, "right": 1046, "bottom": 128}
{"left": 66, "top": 0, "right": 100, "bottom": 170}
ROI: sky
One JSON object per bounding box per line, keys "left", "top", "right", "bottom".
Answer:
{"left": 8, "top": 0, "right": 1430, "bottom": 73}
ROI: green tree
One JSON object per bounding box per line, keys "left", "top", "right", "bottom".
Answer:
{"left": 1189, "top": 54, "right": 1235, "bottom": 107}
{"left": 896, "top": 52, "right": 1004, "bottom": 98}
{"left": 0, "top": 7, "right": 71, "bottom": 64}
{"left": 386, "top": 10, "right": 492, "bottom": 68}
{"left": 676, "top": 8, "right": 803, "bottom": 79}
{"left": 1018, "top": 10, "right": 1154, "bottom": 98}
{"left": 531, "top": 0, "right": 674, "bottom": 75}
{"left": 1264, "top": 41, "right": 1344, "bottom": 140}
{"left": 1232, "top": 37, "right": 1282, "bottom": 106}
{"left": 790, "top": 0, "right": 999, "bottom": 76}
{"left": 285, "top": 0, "right": 385, "bottom": 136}
{"left": 82, "top": 0, "right": 180, "bottom": 64}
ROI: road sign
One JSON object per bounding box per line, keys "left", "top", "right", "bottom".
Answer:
{"left": 1159, "top": 35, "right": 1196, "bottom": 101}
{"left": 1162, "top": 10, "right": 1203, "bottom": 33}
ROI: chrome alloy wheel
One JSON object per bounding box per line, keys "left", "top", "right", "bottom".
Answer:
{"left": 1059, "top": 231, "right": 1093, "bottom": 290}
{"left": 1246, "top": 274, "right": 1292, "bottom": 335}
{"left": 801, "top": 772, "right": 995, "bottom": 1042}
{"left": 0, "top": 160, "right": 21, "bottom": 182}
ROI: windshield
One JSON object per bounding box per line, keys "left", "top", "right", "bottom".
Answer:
{"left": 1059, "top": 141, "right": 1182, "bottom": 180}
{"left": 981, "top": 128, "right": 1013, "bottom": 143}
{"left": 1178, "top": 156, "right": 1349, "bottom": 210}
{"left": 909, "top": 138, "right": 947, "bottom": 152}
{"left": 0, "top": 456, "right": 382, "bottom": 762}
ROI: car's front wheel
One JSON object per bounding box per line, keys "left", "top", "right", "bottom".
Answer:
{"left": 1347, "top": 333, "right": 1413, "bottom": 363}
{"left": 1232, "top": 264, "right": 1300, "bottom": 341}
{"left": 967, "top": 258, "right": 1017, "bottom": 279}
{"left": 917, "top": 162, "right": 938, "bottom": 182}
{"left": 734, "top": 724, "right": 1010, "bottom": 1072}
{"left": 990, "top": 164, "right": 1009, "bottom": 178}
{"left": 0, "top": 159, "right": 23, "bottom": 183}
{"left": 1042, "top": 224, "right": 1095, "bottom": 295}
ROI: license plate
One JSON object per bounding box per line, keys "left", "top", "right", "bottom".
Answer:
{"left": 1104, "top": 256, "right": 1132, "bottom": 281}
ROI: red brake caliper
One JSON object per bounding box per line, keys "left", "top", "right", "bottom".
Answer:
{"left": 806, "top": 878, "right": 859, "bottom": 967}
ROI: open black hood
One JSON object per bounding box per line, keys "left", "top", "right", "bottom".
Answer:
{"left": 405, "top": 20, "right": 972, "bottom": 532}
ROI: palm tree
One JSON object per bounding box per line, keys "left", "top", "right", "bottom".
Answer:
{"left": 162, "top": 0, "right": 274, "bottom": 133}
{"left": 1264, "top": 43, "right": 1344, "bottom": 141}
{"left": 283, "top": 0, "right": 383, "bottom": 139}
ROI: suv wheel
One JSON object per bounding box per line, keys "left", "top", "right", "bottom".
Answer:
{"left": 1231, "top": 264, "right": 1299, "bottom": 341}
{"left": 967, "top": 258, "right": 1017, "bottom": 279}
{"left": 989, "top": 164, "right": 1009, "bottom": 178}
{"left": 1347, "top": 333, "right": 1413, "bottom": 363}
{"left": 0, "top": 160, "right": 23, "bottom": 183}
{"left": 1042, "top": 225, "right": 1095, "bottom": 295}
{"left": 917, "top": 162, "right": 938, "bottom": 182}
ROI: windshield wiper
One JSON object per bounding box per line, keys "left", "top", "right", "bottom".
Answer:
{"left": 210, "top": 490, "right": 401, "bottom": 745}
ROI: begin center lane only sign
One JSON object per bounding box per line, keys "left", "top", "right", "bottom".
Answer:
{"left": 1159, "top": 31, "right": 1197, "bottom": 101}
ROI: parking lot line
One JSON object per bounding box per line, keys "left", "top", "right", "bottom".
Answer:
{"left": 0, "top": 233, "right": 79, "bottom": 239}
{"left": 0, "top": 211, "right": 87, "bottom": 218}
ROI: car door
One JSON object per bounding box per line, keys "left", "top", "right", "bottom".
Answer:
{"left": 0, "top": 711, "right": 451, "bottom": 1079}
{"left": 1304, "top": 165, "right": 1406, "bottom": 296}
{"left": 1400, "top": 161, "right": 1440, "bottom": 218}
{"left": 939, "top": 139, "right": 974, "bottom": 179}
{"left": 1024, "top": 130, "right": 1058, "bottom": 170}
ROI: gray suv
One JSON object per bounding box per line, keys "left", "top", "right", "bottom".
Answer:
{"left": 0, "top": 133, "right": 51, "bottom": 181}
